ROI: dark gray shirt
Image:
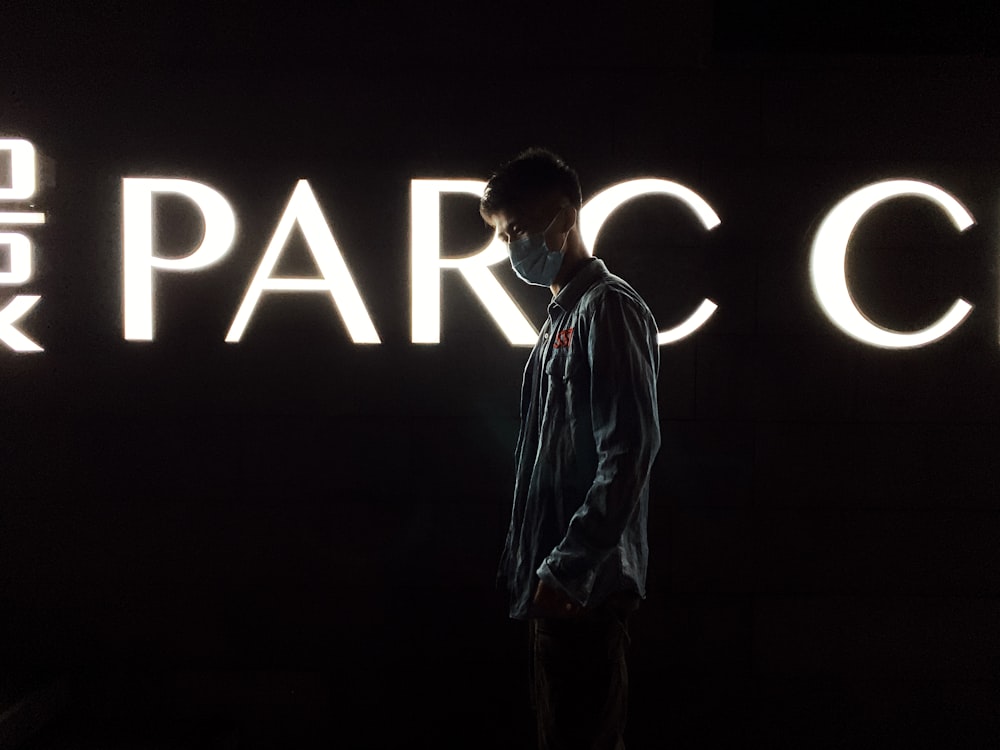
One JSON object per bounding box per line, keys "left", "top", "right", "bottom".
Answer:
{"left": 499, "top": 257, "right": 661, "bottom": 619}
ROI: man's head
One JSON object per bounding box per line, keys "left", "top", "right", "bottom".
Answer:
{"left": 480, "top": 148, "right": 589, "bottom": 292}
{"left": 480, "top": 147, "right": 583, "bottom": 219}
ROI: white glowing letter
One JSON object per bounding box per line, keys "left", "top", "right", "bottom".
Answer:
{"left": 411, "top": 179, "right": 536, "bottom": 345}
{"left": 226, "top": 180, "right": 380, "bottom": 343}
{"left": 0, "top": 139, "right": 37, "bottom": 200}
{"left": 810, "top": 180, "right": 974, "bottom": 348}
{"left": 122, "top": 178, "right": 236, "bottom": 340}
{"left": 0, "top": 233, "right": 32, "bottom": 285}
{"left": 0, "top": 295, "right": 42, "bottom": 352}
{"left": 581, "top": 179, "right": 722, "bottom": 345}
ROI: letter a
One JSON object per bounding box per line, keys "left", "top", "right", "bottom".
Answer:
{"left": 226, "top": 180, "right": 380, "bottom": 343}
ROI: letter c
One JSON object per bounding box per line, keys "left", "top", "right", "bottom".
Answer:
{"left": 581, "top": 179, "right": 722, "bottom": 345}
{"left": 810, "top": 179, "right": 974, "bottom": 348}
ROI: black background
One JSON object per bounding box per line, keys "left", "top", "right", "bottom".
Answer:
{"left": 2, "top": 2, "right": 1000, "bottom": 748}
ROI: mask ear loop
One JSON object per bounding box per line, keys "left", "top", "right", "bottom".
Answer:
{"left": 544, "top": 205, "right": 570, "bottom": 254}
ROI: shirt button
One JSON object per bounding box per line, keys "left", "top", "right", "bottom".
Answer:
{"left": 543, "top": 333, "right": 549, "bottom": 339}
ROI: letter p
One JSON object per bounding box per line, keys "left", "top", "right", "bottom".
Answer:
{"left": 122, "top": 178, "right": 236, "bottom": 340}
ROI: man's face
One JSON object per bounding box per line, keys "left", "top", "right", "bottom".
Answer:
{"left": 483, "top": 195, "right": 574, "bottom": 288}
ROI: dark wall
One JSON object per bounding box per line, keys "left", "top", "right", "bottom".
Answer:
{"left": 2, "top": 3, "right": 999, "bottom": 748}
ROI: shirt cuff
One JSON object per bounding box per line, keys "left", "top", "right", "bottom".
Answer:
{"left": 536, "top": 559, "right": 582, "bottom": 605}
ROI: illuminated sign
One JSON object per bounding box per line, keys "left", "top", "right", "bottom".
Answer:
{"left": 809, "top": 180, "right": 975, "bottom": 348}
{"left": 0, "top": 139, "right": 45, "bottom": 351}
{"left": 0, "top": 138, "right": 987, "bottom": 352}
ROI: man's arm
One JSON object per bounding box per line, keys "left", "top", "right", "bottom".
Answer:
{"left": 536, "top": 288, "right": 661, "bottom": 607}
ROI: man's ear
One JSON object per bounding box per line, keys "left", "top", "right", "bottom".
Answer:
{"left": 559, "top": 205, "right": 578, "bottom": 233}
{"left": 545, "top": 204, "right": 578, "bottom": 253}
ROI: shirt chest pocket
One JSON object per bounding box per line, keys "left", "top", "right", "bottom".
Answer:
{"left": 544, "top": 353, "right": 588, "bottom": 413}
{"left": 542, "top": 352, "right": 592, "bottom": 461}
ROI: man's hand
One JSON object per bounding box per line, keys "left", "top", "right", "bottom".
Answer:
{"left": 531, "top": 579, "right": 583, "bottom": 618}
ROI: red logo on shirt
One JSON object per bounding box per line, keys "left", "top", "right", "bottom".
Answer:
{"left": 552, "top": 328, "right": 574, "bottom": 349}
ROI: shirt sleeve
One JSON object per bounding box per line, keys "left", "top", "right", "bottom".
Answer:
{"left": 536, "top": 287, "right": 661, "bottom": 606}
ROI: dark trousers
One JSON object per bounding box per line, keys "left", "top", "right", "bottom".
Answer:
{"left": 529, "top": 592, "right": 639, "bottom": 750}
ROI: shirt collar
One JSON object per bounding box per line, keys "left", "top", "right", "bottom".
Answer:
{"left": 549, "top": 257, "right": 609, "bottom": 317}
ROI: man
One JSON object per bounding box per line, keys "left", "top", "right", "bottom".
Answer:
{"left": 481, "top": 148, "right": 661, "bottom": 750}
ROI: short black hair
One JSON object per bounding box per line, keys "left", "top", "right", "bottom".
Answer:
{"left": 480, "top": 147, "right": 583, "bottom": 216}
